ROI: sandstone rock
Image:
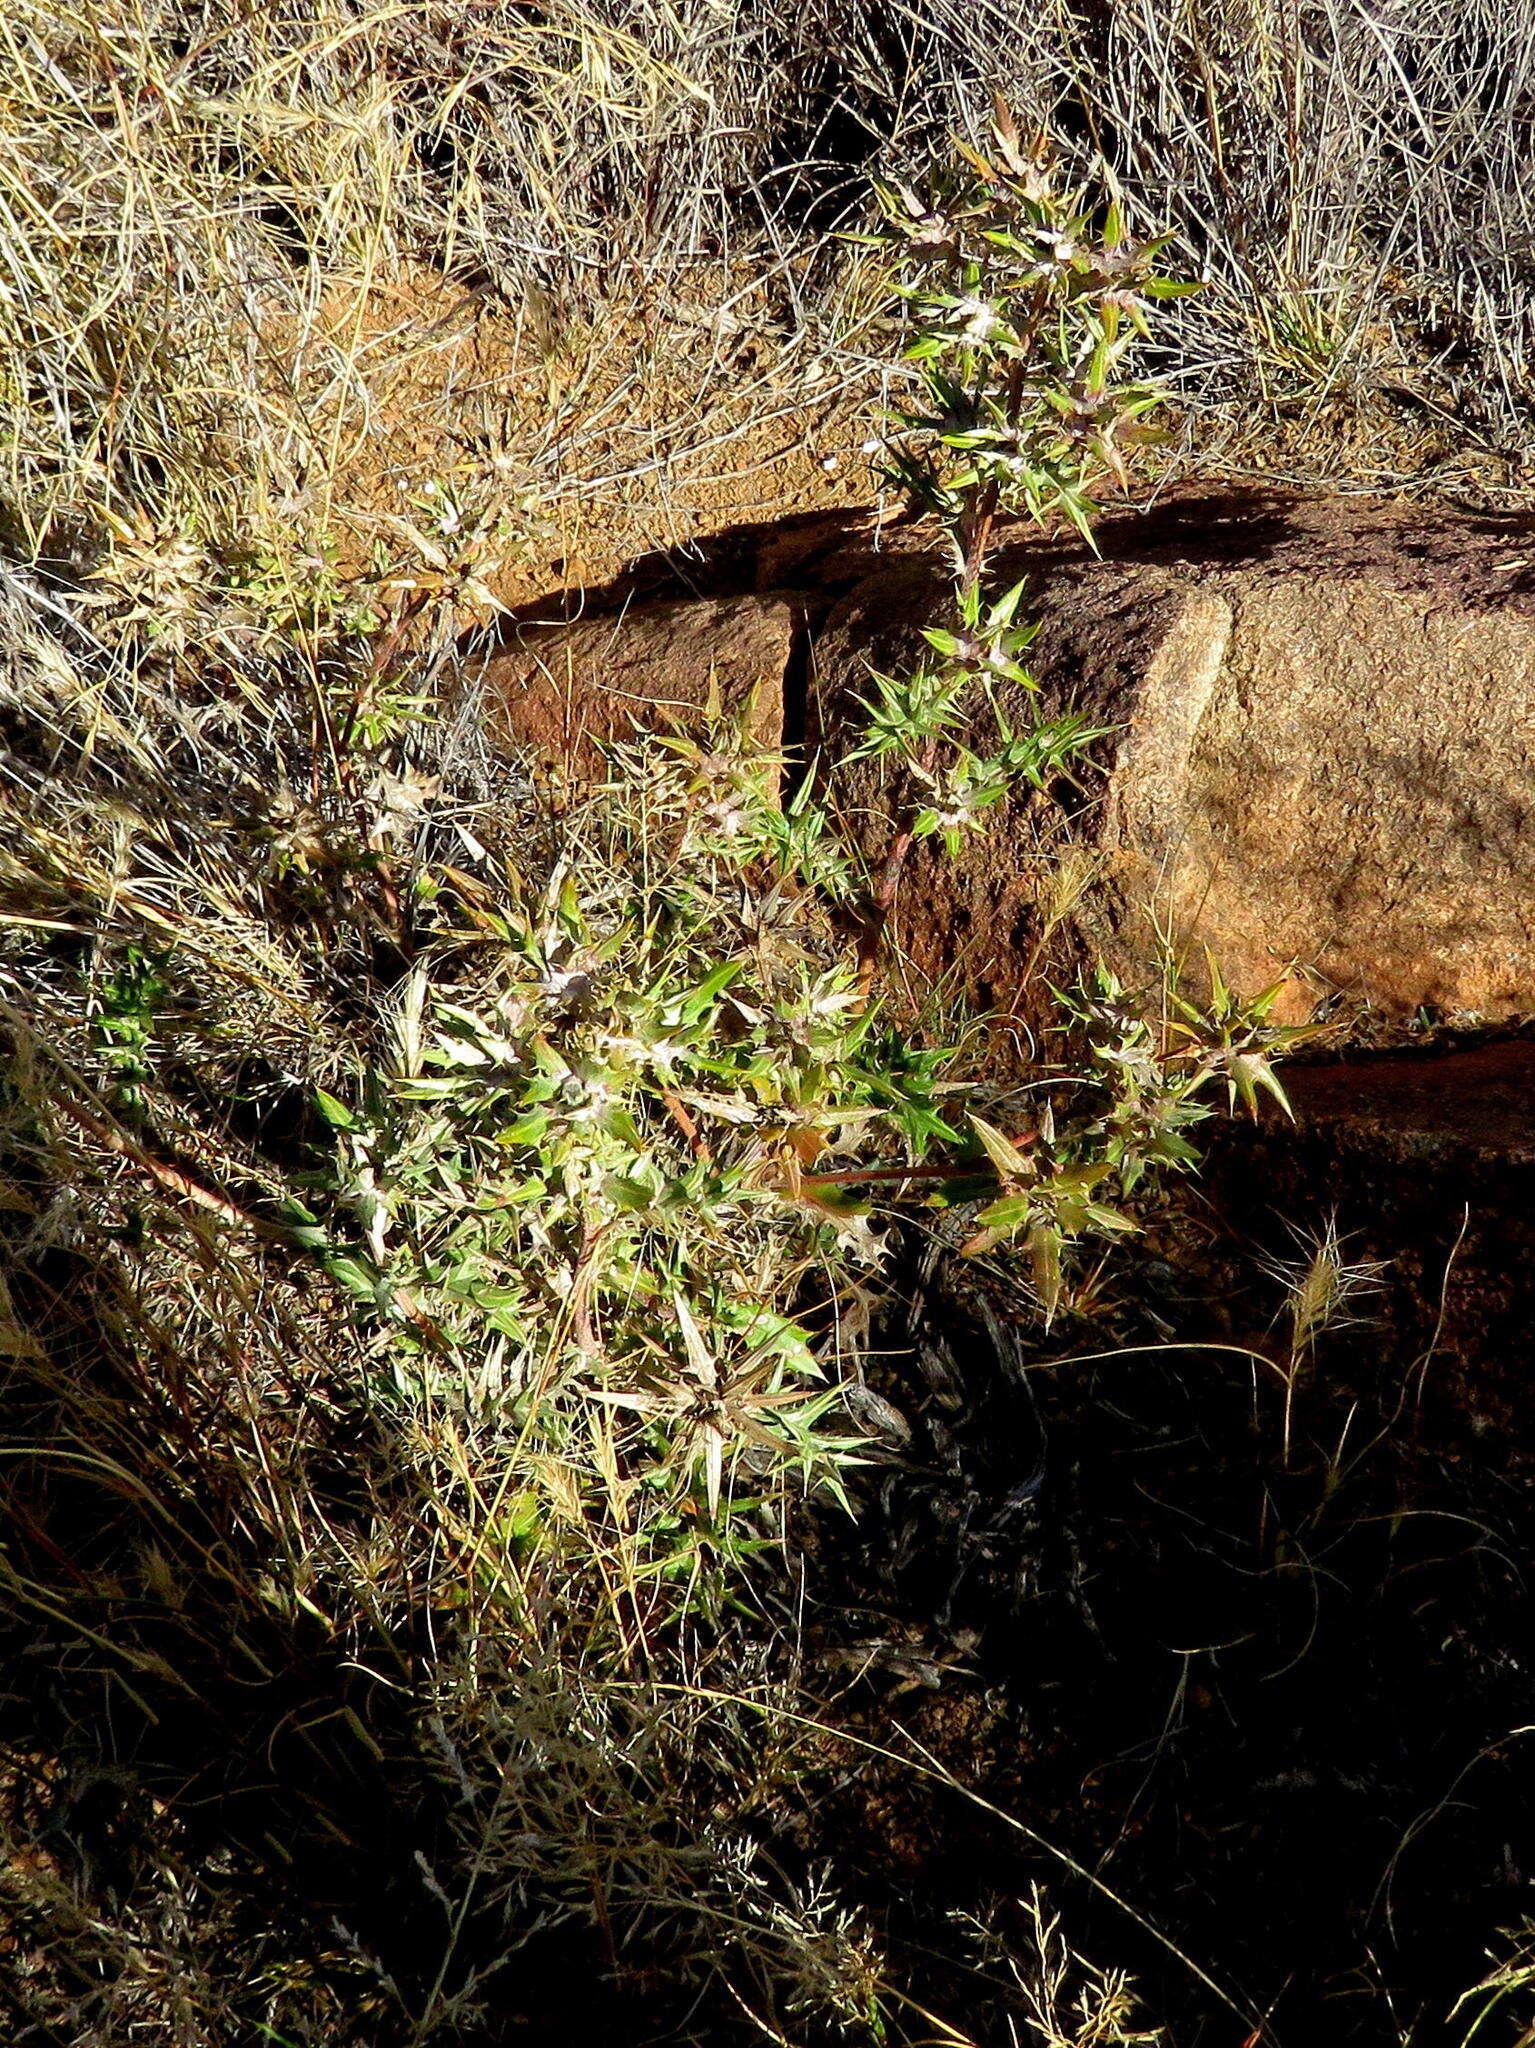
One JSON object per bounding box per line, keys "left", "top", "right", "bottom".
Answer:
{"left": 476, "top": 594, "right": 799, "bottom": 780}
{"left": 806, "top": 492, "right": 1535, "bottom": 1027}
{"left": 1281, "top": 1038, "right": 1535, "bottom": 1164}
{"left": 474, "top": 491, "right": 1535, "bottom": 1034}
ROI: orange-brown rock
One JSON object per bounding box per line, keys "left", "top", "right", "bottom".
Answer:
{"left": 475, "top": 490, "right": 1535, "bottom": 1033}
{"left": 807, "top": 492, "right": 1535, "bottom": 1028}
{"left": 476, "top": 594, "right": 799, "bottom": 780}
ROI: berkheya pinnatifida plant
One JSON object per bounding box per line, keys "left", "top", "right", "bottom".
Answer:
{"left": 857, "top": 95, "right": 1197, "bottom": 908}
{"left": 854, "top": 104, "right": 1304, "bottom": 1295}
{"left": 304, "top": 111, "right": 1296, "bottom": 1595}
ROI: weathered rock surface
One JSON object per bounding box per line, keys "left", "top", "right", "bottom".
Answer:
{"left": 476, "top": 489, "right": 1535, "bottom": 1031}
{"left": 1282, "top": 1037, "right": 1535, "bottom": 1161}
{"left": 806, "top": 491, "right": 1535, "bottom": 1027}
{"left": 478, "top": 593, "right": 798, "bottom": 779}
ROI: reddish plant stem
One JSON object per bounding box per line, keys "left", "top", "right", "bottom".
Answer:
{"left": 857, "top": 294, "right": 1047, "bottom": 993}
{"left": 51, "top": 1087, "right": 453, "bottom": 1351}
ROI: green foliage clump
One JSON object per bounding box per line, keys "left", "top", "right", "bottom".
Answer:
{"left": 855, "top": 104, "right": 1193, "bottom": 898}
{"left": 874, "top": 101, "right": 1194, "bottom": 563}
{"left": 304, "top": 742, "right": 952, "bottom": 1573}
{"left": 0, "top": 93, "right": 1301, "bottom": 2048}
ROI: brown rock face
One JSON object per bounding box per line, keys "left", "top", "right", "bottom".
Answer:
{"left": 478, "top": 594, "right": 798, "bottom": 780}
{"left": 807, "top": 492, "right": 1535, "bottom": 1026}
{"left": 474, "top": 490, "right": 1535, "bottom": 1030}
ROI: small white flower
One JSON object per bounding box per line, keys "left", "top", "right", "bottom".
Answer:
{"left": 951, "top": 294, "right": 1000, "bottom": 341}
{"left": 702, "top": 796, "right": 748, "bottom": 837}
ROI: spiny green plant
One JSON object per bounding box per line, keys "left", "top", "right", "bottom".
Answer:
{"left": 89, "top": 944, "right": 170, "bottom": 1117}
{"left": 301, "top": 120, "right": 1286, "bottom": 1474}
{"left": 946, "top": 955, "right": 1310, "bottom": 1302}
{"left": 838, "top": 110, "right": 1300, "bottom": 1303}
{"left": 857, "top": 98, "right": 1196, "bottom": 926}
{"left": 300, "top": 736, "right": 952, "bottom": 1589}
{"left": 1068, "top": 955, "right": 1310, "bottom": 1176}
{"left": 874, "top": 100, "right": 1193, "bottom": 561}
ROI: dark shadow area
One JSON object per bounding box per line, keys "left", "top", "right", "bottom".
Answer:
{"left": 0, "top": 1242, "right": 448, "bottom": 2040}
{"left": 800, "top": 1151, "right": 1535, "bottom": 2045}
{"left": 0, "top": 1206, "right": 692, "bottom": 2043}
{"left": 9, "top": 1073, "right": 1535, "bottom": 2043}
